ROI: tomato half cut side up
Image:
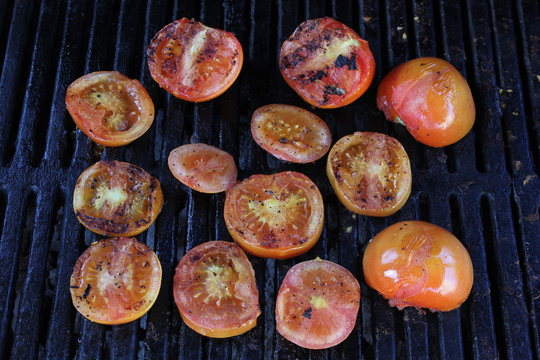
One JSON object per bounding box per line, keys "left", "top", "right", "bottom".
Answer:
{"left": 73, "top": 160, "right": 164, "bottom": 237}
{"left": 173, "top": 241, "right": 261, "bottom": 338}
{"left": 147, "top": 18, "right": 244, "bottom": 102}
{"left": 224, "top": 171, "right": 324, "bottom": 259}
{"left": 70, "top": 237, "right": 162, "bottom": 325}
{"left": 168, "top": 143, "right": 237, "bottom": 193}
{"left": 65, "top": 71, "right": 155, "bottom": 147}
{"left": 326, "top": 132, "right": 412, "bottom": 217}
{"left": 275, "top": 258, "right": 361, "bottom": 349}
{"left": 251, "top": 104, "right": 332, "bottom": 163}
{"left": 280, "top": 17, "right": 375, "bottom": 108}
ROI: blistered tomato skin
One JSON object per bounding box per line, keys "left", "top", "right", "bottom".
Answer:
{"left": 363, "top": 221, "right": 474, "bottom": 311}
{"left": 377, "top": 57, "right": 475, "bottom": 147}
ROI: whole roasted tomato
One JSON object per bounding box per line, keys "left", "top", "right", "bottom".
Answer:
{"left": 377, "top": 57, "right": 475, "bottom": 147}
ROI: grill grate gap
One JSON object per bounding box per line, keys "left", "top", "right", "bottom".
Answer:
{"left": 0, "top": 190, "right": 6, "bottom": 236}
{"left": 0, "top": 0, "right": 15, "bottom": 72}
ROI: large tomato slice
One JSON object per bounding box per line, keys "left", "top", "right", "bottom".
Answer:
{"left": 251, "top": 104, "right": 332, "bottom": 163}
{"left": 326, "top": 132, "right": 412, "bottom": 217}
{"left": 173, "top": 241, "right": 260, "bottom": 338}
{"left": 147, "top": 18, "right": 243, "bottom": 102}
{"left": 65, "top": 71, "right": 155, "bottom": 147}
{"left": 70, "top": 237, "right": 162, "bottom": 325}
{"left": 280, "top": 17, "right": 375, "bottom": 108}
{"left": 224, "top": 171, "right": 324, "bottom": 259}
{"left": 73, "top": 160, "right": 163, "bottom": 237}
{"left": 168, "top": 143, "right": 237, "bottom": 193}
{"left": 275, "top": 258, "right": 361, "bottom": 349}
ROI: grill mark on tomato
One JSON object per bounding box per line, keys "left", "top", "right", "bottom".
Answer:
{"left": 334, "top": 53, "right": 357, "bottom": 70}
{"left": 76, "top": 211, "right": 130, "bottom": 234}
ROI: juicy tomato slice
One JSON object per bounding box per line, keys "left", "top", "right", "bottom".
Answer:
{"left": 147, "top": 18, "right": 243, "bottom": 102}
{"left": 73, "top": 160, "right": 163, "bottom": 237}
{"left": 70, "top": 237, "right": 162, "bottom": 325}
{"left": 65, "top": 71, "right": 155, "bottom": 147}
{"left": 326, "top": 132, "right": 411, "bottom": 217}
{"left": 251, "top": 104, "right": 332, "bottom": 163}
{"left": 275, "top": 258, "right": 361, "bottom": 349}
{"left": 173, "top": 241, "right": 261, "bottom": 338}
{"left": 363, "top": 221, "right": 474, "bottom": 311}
{"left": 280, "top": 17, "right": 375, "bottom": 108}
{"left": 377, "top": 57, "right": 475, "bottom": 147}
{"left": 168, "top": 143, "right": 237, "bottom": 193}
{"left": 224, "top": 171, "right": 324, "bottom": 259}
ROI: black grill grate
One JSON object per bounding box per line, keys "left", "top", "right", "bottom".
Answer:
{"left": 0, "top": 0, "right": 538, "bottom": 359}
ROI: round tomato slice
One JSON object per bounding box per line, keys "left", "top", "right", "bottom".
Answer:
{"left": 65, "top": 71, "right": 155, "bottom": 147}
{"left": 275, "top": 258, "right": 361, "bottom": 349}
{"left": 224, "top": 171, "right": 324, "bottom": 259}
{"left": 251, "top": 104, "right": 332, "bottom": 163}
{"left": 70, "top": 237, "right": 162, "bottom": 325}
{"left": 168, "top": 143, "right": 237, "bottom": 193}
{"left": 326, "top": 132, "right": 411, "bottom": 217}
{"left": 147, "top": 18, "right": 243, "bottom": 102}
{"left": 173, "top": 241, "right": 260, "bottom": 338}
{"left": 73, "top": 160, "right": 163, "bottom": 237}
{"left": 280, "top": 17, "right": 375, "bottom": 108}
{"left": 363, "top": 221, "right": 474, "bottom": 311}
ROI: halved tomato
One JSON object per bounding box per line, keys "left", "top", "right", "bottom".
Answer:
{"left": 275, "top": 258, "right": 361, "bottom": 349}
{"left": 224, "top": 171, "right": 324, "bottom": 259}
{"left": 147, "top": 18, "right": 243, "bottom": 102}
{"left": 73, "top": 160, "right": 163, "bottom": 237}
{"left": 70, "top": 237, "right": 162, "bottom": 325}
{"left": 280, "top": 17, "right": 375, "bottom": 108}
{"left": 326, "top": 132, "right": 411, "bottom": 217}
{"left": 168, "top": 143, "right": 237, "bottom": 193}
{"left": 65, "top": 71, "right": 155, "bottom": 147}
{"left": 173, "top": 241, "right": 260, "bottom": 338}
{"left": 251, "top": 104, "right": 331, "bottom": 163}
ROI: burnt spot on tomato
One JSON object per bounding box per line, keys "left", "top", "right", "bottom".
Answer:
{"left": 308, "top": 70, "right": 327, "bottom": 82}
{"left": 82, "top": 284, "right": 92, "bottom": 300}
{"left": 323, "top": 85, "right": 346, "bottom": 96}
{"left": 302, "top": 307, "right": 313, "bottom": 319}
{"left": 334, "top": 53, "right": 357, "bottom": 70}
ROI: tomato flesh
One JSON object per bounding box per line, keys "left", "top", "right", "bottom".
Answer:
{"left": 173, "top": 241, "right": 260, "bottom": 338}
{"left": 276, "top": 258, "right": 361, "bottom": 349}
{"left": 224, "top": 171, "right": 324, "bottom": 259}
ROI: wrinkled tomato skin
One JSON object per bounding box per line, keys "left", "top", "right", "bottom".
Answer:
{"left": 280, "top": 17, "right": 375, "bottom": 108}
{"left": 377, "top": 57, "right": 475, "bottom": 147}
{"left": 363, "top": 221, "right": 474, "bottom": 311}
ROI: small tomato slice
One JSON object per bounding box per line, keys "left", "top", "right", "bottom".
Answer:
{"left": 280, "top": 17, "right": 375, "bottom": 108}
{"left": 73, "top": 160, "right": 163, "bottom": 236}
{"left": 326, "top": 132, "right": 411, "bottom": 217}
{"left": 224, "top": 172, "right": 324, "bottom": 259}
{"left": 363, "top": 221, "right": 474, "bottom": 311}
{"left": 65, "top": 71, "right": 155, "bottom": 147}
{"left": 147, "top": 18, "right": 243, "bottom": 102}
{"left": 377, "top": 57, "right": 475, "bottom": 147}
{"left": 275, "top": 258, "right": 361, "bottom": 349}
{"left": 173, "top": 241, "right": 260, "bottom": 338}
{"left": 70, "top": 237, "right": 162, "bottom": 325}
{"left": 251, "top": 104, "right": 332, "bottom": 163}
{"left": 168, "top": 143, "right": 237, "bottom": 193}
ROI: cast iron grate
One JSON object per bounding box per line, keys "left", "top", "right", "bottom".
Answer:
{"left": 0, "top": 0, "right": 538, "bottom": 359}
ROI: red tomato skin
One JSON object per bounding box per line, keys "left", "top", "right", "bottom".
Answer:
{"left": 377, "top": 57, "right": 475, "bottom": 147}
{"left": 280, "top": 17, "right": 375, "bottom": 108}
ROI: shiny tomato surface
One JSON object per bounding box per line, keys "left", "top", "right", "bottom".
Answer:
{"left": 363, "top": 221, "right": 474, "bottom": 311}
{"left": 377, "top": 57, "right": 475, "bottom": 147}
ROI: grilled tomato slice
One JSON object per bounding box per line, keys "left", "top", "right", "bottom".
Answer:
{"left": 363, "top": 221, "right": 474, "bottom": 311}
{"left": 173, "top": 241, "right": 261, "bottom": 338}
{"left": 147, "top": 18, "right": 243, "bottom": 102}
{"left": 70, "top": 237, "right": 162, "bottom": 325}
{"left": 73, "top": 160, "right": 163, "bottom": 237}
{"left": 275, "top": 258, "right": 361, "bottom": 349}
{"left": 65, "top": 71, "right": 155, "bottom": 147}
{"left": 224, "top": 172, "right": 324, "bottom": 259}
{"left": 168, "top": 143, "right": 237, "bottom": 193}
{"left": 279, "top": 17, "right": 375, "bottom": 108}
{"left": 377, "top": 57, "right": 475, "bottom": 147}
{"left": 251, "top": 104, "right": 331, "bottom": 163}
{"left": 326, "top": 132, "right": 411, "bottom": 217}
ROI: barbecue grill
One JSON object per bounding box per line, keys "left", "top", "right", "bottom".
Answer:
{"left": 0, "top": 0, "right": 538, "bottom": 359}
